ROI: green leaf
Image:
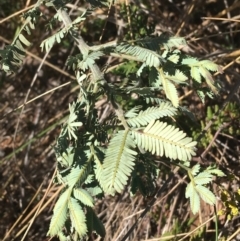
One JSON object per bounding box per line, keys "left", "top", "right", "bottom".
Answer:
{"left": 132, "top": 120, "right": 196, "bottom": 161}
{"left": 58, "top": 231, "right": 68, "bottom": 241}
{"left": 15, "top": 39, "right": 25, "bottom": 52}
{"left": 167, "top": 54, "right": 180, "bottom": 64}
{"left": 63, "top": 164, "right": 89, "bottom": 188}
{"left": 143, "top": 94, "right": 164, "bottom": 104}
{"left": 68, "top": 197, "right": 87, "bottom": 238}
{"left": 191, "top": 66, "right": 202, "bottom": 83}
{"left": 135, "top": 34, "right": 186, "bottom": 51}
{"left": 86, "top": 186, "right": 103, "bottom": 196}
{"left": 40, "top": 27, "right": 68, "bottom": 52}
{"left": 196, "top": 185, "right": 216, "bottom": 205}
{"left": 125, "top": 106, "right": 142, "bottom": 119}
{"left": 194, "top": 171, "right": 213, "bottom": 185}
{"left": 182, "top": 57, "right": 198, "bottom": 65}
{"left": 0, "top": 8, "right": 39, "bottom": 74}
{"left": 166, "top": 69, "right": 188, "bottom": 83}
{"left": 94, "top": 148, "right": 104, "bottom": 183}
{"left": 191, "top": 164, "right": 200, "bottom": 176}
{"left": 159, "top": 70, "right": 179, "bottom": 107}
{"left": 136, "top": 62, "right": 147, "bottom": 76}
{"left": 163, "top": 36, "right": 187, "bottom": 50}
{"left": 186, "top": 182, "right": 200, "bottom": 214}
{"left": 185, "top": 59, "right": 221, "bottom": 93}
{"left": 84, "top": 174, "right": 94, "bottom": 184}
{"left": 197, "top": 89, "right": 206, "bottom": 103}
{"left": 185, "top": 182, "right": 193, "bottom": 198}
{"left": 0, "top": 45, "right": 22, "bottom": 73}
{"left": 100, "top": 130, "right": 137, "bottom": 194}
{"left": 62, "top": 102, "right": 83, "bottom": 140}
{"left": 19, "top": 34, "right": 31, "bottom": 46}
{"left": 127, "top": 86, "right": 156, "bottom": 96}
{"left": 200, "top": 60, "right": 222, "bottom": 73}
{"left": 199, "top": 66, "right": 218, "bottom": 94}
{"left": 77, "top": 51, "right": 104, "bottom": 71}
{"left": 48, "top": 188, "right": 71, "bottom": 237}
{"left": 73, "top": 188, "right": 94, "bottom": 207}
{"left": 58, "top": 147, "right": 74, "bottom": 167}
{"left": 115, "top": 43, "right": 164, "bottom": 67}
{"left": 126, "top": 102, "right": 177, "bottom": 127}
{"left": 206, "top": 167, "right": 226, "bottom": 177}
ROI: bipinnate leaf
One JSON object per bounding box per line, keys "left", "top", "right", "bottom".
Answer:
{"left": 186, "top": 182, "right": 200, "bottom": 214}
{"left": 68, "top": 197, "right": 87, "bottom": 238}
{"left": 195, "top": 185, "right": 216, "bottom": 205}
{"left": 183, "top": 58, "right": 221, "bottom": 93}
{"left": 73, "top": 188, "right": 94, "bottom": 207}
{"left": 131, "top": 120, "right": 197, "bottom": 161}
{"left": 126, "top": 102, "right": 177, "bottom": 127}
{"left": 194, "top": 172, "right": 213, "bottom": 185}
{"left": 48, "top": 188, "right": 71, "bottom": 237}
{"left": 100, "top": 130, "right": 137, "bottom": 194}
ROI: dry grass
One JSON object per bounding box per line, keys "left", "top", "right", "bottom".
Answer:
{"left": 0, "top": 0, "right": 240, "bottom": 240}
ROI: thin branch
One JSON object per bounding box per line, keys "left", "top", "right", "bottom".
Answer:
{"left": 57, "top": 8, "right": 106, "bottom": 86}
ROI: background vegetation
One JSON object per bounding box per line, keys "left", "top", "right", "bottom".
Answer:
{"left": 0, "top": 0, "right": 240, "bottom": 240}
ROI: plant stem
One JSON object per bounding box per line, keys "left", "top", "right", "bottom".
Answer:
{"left": 57, "top": 7, "right": 106, "bottom": 87}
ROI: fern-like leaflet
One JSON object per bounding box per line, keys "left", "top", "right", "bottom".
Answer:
{"left": 126, "top": 102, "right": 177, "bottom": 127}
{"left": 99, "top": 130, "right": 137, "bottom": 194}
{"left": 0, "top": 7, "right": 40, "bottom": 73}
{"left": 114, "top": 43, "right": 165, "bottom": 67}
{"left": 131, "top": 120, "right": 197, "bottom": 161}
{"left": 68, "top": 197, "right": 88, "bottom": 238}
{"left": 48, "top": 188, "right": 71, "bottom": 237}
